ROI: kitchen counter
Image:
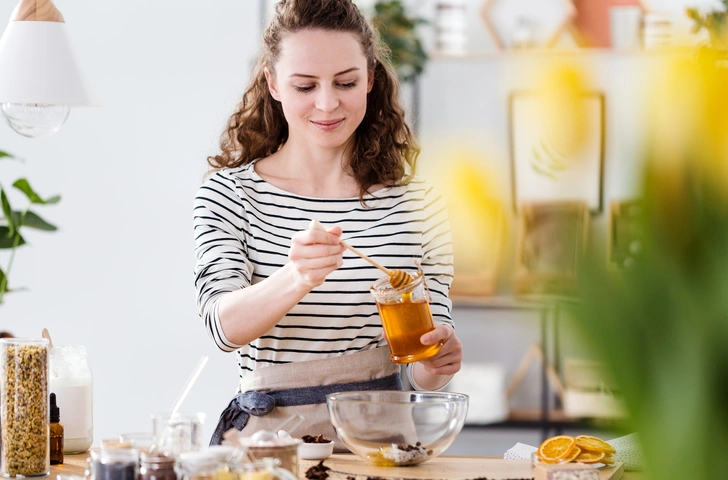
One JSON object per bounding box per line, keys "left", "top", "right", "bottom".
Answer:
{"left": 53, "top": 453, "right": 647, "bottom": 480}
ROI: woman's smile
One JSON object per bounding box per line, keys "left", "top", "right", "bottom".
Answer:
{"left": 311, "top": 118, "right": 344, "bottom": 131}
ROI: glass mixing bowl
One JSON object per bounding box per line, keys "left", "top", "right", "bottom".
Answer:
{"left": 326, "top": 390, "right": 468, "bottom": 466}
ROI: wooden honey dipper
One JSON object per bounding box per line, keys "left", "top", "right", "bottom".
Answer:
{"left": 308, "top": 219, "right": 414, "bottom": 288}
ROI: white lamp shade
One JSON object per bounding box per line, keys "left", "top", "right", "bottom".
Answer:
{"left": 0, "top": 20, "right": 94, "bottom": 106}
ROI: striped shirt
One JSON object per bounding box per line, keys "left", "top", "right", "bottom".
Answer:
{"left": 193, "top": 161, "right": 454, "bottom": 378}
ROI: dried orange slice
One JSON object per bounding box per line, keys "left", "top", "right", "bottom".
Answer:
{"left": 575, "top": 435, "right": 616, "bottom": 455}
{"left": 561, "top": 446, "right": 582, "bottom": 462}
{"left": 574, "top": 450, "right": 606, "bottom": 464}
{"left": 601, "top": 455, "right": 616, "bottom": 465}
{"left": 537, "top": 435, "right": 576, "bottom": 462}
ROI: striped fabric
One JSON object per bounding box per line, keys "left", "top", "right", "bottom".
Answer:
{"left": 193, "top": 161, "right": 454, "bottom": 379}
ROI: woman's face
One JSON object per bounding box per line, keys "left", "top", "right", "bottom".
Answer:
{"left": 265, "top": 29, "right": 373, "bottom": 152}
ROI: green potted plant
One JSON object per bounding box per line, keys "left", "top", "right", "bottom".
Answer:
{"left": 1, "top": 151, "right": 60, "bottom": 303}
{"left": 371, "top": 0, "right": 428, "bottom": 83}
{"left": 687, "top": 1, "right": 728, "bottom": 50}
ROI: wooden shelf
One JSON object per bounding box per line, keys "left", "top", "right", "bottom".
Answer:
{"left": 464, "top": 408, "right": 627, "bottom": 432}
{"left": 429, "top": 46, "right": 696, "bottom": 62}
{"left": 451, "top": 294, "right": 578, "bottom": 309}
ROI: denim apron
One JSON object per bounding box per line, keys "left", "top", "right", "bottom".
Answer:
{"left": 210, "top": 347, "right": 401, "bottom": 451}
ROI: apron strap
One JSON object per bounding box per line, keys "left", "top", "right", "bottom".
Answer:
{"left": 210, "top": 371, "right": 402, "bottom": 445}
{"left": 239, "top": 346, "right": 397, "bottom": 392}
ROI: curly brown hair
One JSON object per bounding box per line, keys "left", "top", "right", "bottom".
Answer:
{"left": 207, "top": 0, "right": 419, "bottom": 201}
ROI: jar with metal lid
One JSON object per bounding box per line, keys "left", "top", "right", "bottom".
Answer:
{"left": 237, "top": 433, "right": 301, "bottom": 477}
{"left": 204, "top": 446, "right": 235, "bottom": 480}
{"left": 50, "top": 344, "right": 93, "bottom": 454}
{"left": 228, "top": 458, "right": 297, "bottom": 480}
{"left": 140, "top": 452, "right": 177, "bottom": 480}
{"left": 86, "top": 447, "right": 138, "bottom": 480}
{"left": 176, "top": 451, "right": 219, "bottom": 480}
{"left": 1, "top": 337, "right": 50, "bottom": 478}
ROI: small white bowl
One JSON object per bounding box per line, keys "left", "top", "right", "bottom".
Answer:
{"left": 298, "top": 440, "right": 334, "bottom": 460}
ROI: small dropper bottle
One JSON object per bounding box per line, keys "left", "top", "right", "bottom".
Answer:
{"left": 50, "top": 392, "right": 64, "bottom": 465}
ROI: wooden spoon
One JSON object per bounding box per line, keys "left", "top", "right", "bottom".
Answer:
{"left": 308, "top": 219, "right": 414, "bottom": 288}
{"left": 41, "top": 328, "right": 54, "bottom": 348}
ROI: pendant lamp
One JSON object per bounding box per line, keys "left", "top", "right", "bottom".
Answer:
{"left": 0, "top": 0, "right": 94, "bottom": 137}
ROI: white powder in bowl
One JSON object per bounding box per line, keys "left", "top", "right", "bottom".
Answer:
{"left": 375, "top": 442, "right": 433, "bottom": 465}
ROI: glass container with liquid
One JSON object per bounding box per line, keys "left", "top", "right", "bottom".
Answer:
{"left": 50, "top": 345, "right": 93, "bottom": 453}
{"left": 370, "top": 270, "right": 442, "bottom": 364}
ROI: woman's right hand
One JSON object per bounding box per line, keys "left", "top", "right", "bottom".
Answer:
{"left": 288, "top": 223, "right": 345, "bottom": 289}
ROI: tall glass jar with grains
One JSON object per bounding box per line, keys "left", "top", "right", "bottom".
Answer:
{"left": 1, "top": 338, "right": 50, "bottom": 478}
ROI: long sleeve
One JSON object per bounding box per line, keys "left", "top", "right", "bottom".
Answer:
{"left": 193, "top": 171, "right": 251, "bottom": 352}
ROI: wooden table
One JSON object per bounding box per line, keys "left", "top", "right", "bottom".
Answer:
{"left": 53, "top": 453, "right": 647, "bottom": 480}
{"left": 50, "top": 453, "right": 88, "bottom": 477}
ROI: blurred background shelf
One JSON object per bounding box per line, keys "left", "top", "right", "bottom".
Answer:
{"left": 465, "top": 408, "right": 581, "bottom": 430}
{"left": 463, "top": 408, "right": 622, "bottom": 431}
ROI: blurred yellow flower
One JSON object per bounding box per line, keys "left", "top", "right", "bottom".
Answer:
{"left": 644, "top": 51, "right": 728, "bottom": 217}
{"left": 537, "top": 61, "right": 593, "bottom": 159}
{"left": 427, "top": 151, "right": 507, "bottom": 295}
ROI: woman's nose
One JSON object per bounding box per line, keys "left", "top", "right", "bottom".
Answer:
{"left": 315, "top": 87, "right": 339, "bottom": 112}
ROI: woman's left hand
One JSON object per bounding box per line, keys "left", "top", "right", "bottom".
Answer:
{"left": 418, "top": 325, "right": 463, "bottom": 376}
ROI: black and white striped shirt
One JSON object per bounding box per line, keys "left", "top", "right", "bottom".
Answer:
{"left": 193, "top": 161, "right": 454, "bottom": 378}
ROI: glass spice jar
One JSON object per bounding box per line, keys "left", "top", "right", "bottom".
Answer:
{"left": 237, "top": 435, "right": 301, "bottom": 477}
{"left": 139, "top": 452, "right": 176, "bottom": 480}
{"left": 176, "top": 452, "right": 219, "bottom": 480}
{"left": 0, "top": 338, "right": 50, "bottom": 478}
{"left": 204, "top": 446, "right": 235, "bottom": 480}
{"left": 87, "top": 447, "right": 138, "bottom": 480}
{"left": 228, "top": 458, "right": 297, "bottom": 480}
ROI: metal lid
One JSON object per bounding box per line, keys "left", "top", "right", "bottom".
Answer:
{"left": 140, "top": 452, "right": 175, "bottom": 465}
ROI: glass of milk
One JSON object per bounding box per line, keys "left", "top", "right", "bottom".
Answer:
{"left": 50, "top": 345, "right": 93, "bottom": 453}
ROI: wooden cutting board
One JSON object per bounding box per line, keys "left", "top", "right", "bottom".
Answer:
{"left": 299, "top": 454, "right": 625, "bottom": 480}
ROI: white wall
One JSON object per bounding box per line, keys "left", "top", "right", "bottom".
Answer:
{"left": 0, "top": 0, "right": 259, "bottom": 444}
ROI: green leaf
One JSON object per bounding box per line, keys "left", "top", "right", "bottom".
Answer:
{"left": 0, "top": 226, "right": 25, "bottom": 249}
{"left": 12, "top": 178, "right": 61, "bottom": 205}
{"left": 0, "top": 266, "right": 6, "bottom": 301}
{"left": 0, "top": 150, "right": 13, "bottom": 160}
{"left": 21, "top": 211, "right": 57, "bottom": 231}
{"left": 1, "top": 188, "right": 14, "bottom": 237}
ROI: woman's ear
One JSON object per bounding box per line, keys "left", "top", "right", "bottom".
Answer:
{"left": 367, "top": 67, "right": 375, "bottom": 93}
{"left": 264, "top": 67, "right": 281, "bottom": 101}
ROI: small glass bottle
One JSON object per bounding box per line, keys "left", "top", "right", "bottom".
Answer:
{"left": 50, "top": 392, "right": 64, "bottom": 465}
{"left": 0, "top": 337, "right": 50, "bottom": 478}
{"left": 50, "top": 345, "right": 93, "bottom": 453}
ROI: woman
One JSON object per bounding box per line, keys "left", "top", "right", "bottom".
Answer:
{"left": 194, "top": 0, "right": 462, "bottom": 447}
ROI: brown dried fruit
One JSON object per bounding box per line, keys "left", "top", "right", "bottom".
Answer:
{"left": 305, "top": 460, "right": 330, "bottom": 480}
{"left": 302, "top": 434, "right": 331, "bottom": 444}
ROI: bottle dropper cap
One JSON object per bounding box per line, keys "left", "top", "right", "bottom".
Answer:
{"left": 50, "top": 392, "right": 60, "bottom": 423}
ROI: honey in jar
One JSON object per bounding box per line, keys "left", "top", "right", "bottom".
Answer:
{"left": 371, "top": 270, "right": 442, "bottom": 364}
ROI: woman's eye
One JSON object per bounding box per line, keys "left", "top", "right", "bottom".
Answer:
{"left": 339, "top": 81, "right": 357, "bottom": 89}
{"left": 294, "top": 85, "right": 315, "bottom": 93}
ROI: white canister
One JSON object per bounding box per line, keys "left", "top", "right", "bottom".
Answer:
{"left": 610, "top": 5, "right": 642, "bottom": 51}
{"left": 448, "top": 362, "right": 508, "bottom": 424}
{"left": 49, "top": 345, "right": 93, "bottom": 453}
